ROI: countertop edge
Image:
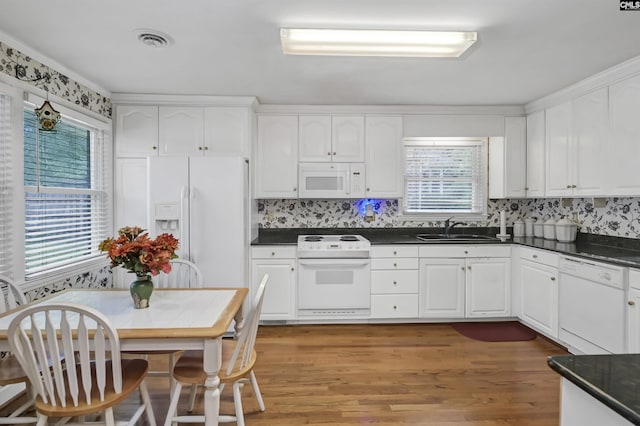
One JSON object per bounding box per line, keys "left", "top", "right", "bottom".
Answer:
{"left": 547, "top": 357, "right": 640, "bottom": 425}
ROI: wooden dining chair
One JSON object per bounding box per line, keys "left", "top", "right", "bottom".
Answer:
{"left": 165, "top": 273, "right": 269, "bottom": 426}
{"left": 0, "top": 275, "right": 38, "bottom": 424}
{"left": 124, "top": 258, "right": 204, "bottom": 394}
{"left": 7, "top": 301, "right": 156, "bottom": 426}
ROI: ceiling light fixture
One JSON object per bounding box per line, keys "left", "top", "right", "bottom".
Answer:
{"left": 280, "top": 28, "right": 477, "bottom": 58}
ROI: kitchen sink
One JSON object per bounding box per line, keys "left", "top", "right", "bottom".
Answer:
{"left": 416, "top": 234, "right": 499, "bottom": 242}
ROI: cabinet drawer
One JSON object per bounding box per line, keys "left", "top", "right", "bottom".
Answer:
{"left": 251, "top": 246, "right": 296, "bottom": 259}
{"left": 371, "top": 294, "right": 419, "bottom": 318}
{"left": 371, "top": 246, "right": 419, "bottom": 258}
{"left": 630, "top": 268, "right": 640, "bottom": 291}
{"left": 520, "top": 247, "right": 558, "bottom": 267}
{"left": 371, "top": 270, "right": 419, "bottom": 294}
{"left": 371, "top": 258, "right": 419, "bottom": 270}
{"left": 419, "top": 245, "right": 511, "bottom": 258}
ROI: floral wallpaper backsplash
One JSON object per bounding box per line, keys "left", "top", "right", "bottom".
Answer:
{"left": 258, "top": 197, "right": 640, "bottom": 238}
{"left": 0, "top": 41, "right": 111, "bottom": 119}
{"left": 24, "top": 265, "right": 112, "bottom": 303}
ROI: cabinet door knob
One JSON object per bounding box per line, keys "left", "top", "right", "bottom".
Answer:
{"left": 468, "top": 266, "right": 471, "bottom": 270}
{"left": 566, "top": 185, "right": 571, "bottom": 188}
{"left": 271, "top": 252, "right": 275, "bottom": 256}
{"left": 525, "top": 187, "right": 529, "bottom": 190}
{"left": 204, "top": 146, "right": 209, "bottom": 151}
{"left": 461, "top": 267, "right": 465, "bottom": 271}
{"left": 464, "top": 250, "right": 468, "bottom": 255}
{"left": 327, "top": 152, "right": 331, "bottom": 156}
{"left": 572, "top": 184, "right": 577, "bottom": 188}
{"left": 393, "top": 281, "right": 397, "bottom": 285}
{"left": 550, "top": 277, "right": 556, "bottom": 281}
{"left": 393, "top": 305, "right": 397, "bottom": 310}
{"left": 393, "top": 251, "right": 397, "bottom": 255}
{"left": 291, "top": 267, "right": 295, "bottom": 271}
{"left": 629, "top": 300, "right": 636, "bottom": 306}
{"left": 393, "top": 263, "right": 397, "bottom": 267}
{"left": 333, "top": 152, "right": 336, "bottom": 155}
{"left": 533, "top": 254, "right": 538, "bottom": 259}
{"left": 293, "top": 187, "right": 297, "bottom": 191}
{"left": 152, "top": 146, "right": 157, "bottom": 150}
{"left": 199, "top": 146, "right": 203, "bottom": 150}
{"left": 367, "top": 188, "right": 370, "bottom": 191}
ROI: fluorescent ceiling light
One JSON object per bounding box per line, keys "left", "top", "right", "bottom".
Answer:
{"left": 280, "top": 28, "right": 477, "bottom": 58}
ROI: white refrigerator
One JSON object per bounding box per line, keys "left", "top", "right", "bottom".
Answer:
{"left": 147, "top": 156, "right": 250, "bottom": 288}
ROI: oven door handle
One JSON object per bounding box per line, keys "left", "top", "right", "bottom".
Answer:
{"left": 298, "top": 260, "right": 370, "bottom": 268}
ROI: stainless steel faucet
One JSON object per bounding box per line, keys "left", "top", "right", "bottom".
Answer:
{"left": 444, "top": 216, "right": 466, "bottom": 236}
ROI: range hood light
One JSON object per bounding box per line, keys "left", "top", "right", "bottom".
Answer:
{"left": 280, "top": 28, "right": 477, "bottom": 58}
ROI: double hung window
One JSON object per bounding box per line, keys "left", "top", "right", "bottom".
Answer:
{"left": 402, "top": 137, "right": 487, "bottom": 218}
{"left": 23, "top": 106, "right": 111, "bottom": 277}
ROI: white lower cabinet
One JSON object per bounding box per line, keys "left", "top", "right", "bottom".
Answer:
{"left": 370, "top": 246, "right": 419, "bottom": 319}
{"left": 516, "top": 247, "right": 559, "bottom": 338}
{"left": 419, "top": 258, "right": 466, "bottom": 318}
{"left": 419, "top": 245, "right": 511, "bottom": 319}
{"left": 251, "top": 246, "right": 296, "bottom": 321}
{"left": 520, "top": 259, "right": 559, "bottom": 338}
{"left": 627, "top": 269, "right": 640, "bottom": 352}
{"left": 466, "top": 258, "right": 511, "bottom": 317}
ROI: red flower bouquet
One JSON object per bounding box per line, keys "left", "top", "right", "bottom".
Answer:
{"left": 99, "top": 226, "right": 179, "bottom": 276}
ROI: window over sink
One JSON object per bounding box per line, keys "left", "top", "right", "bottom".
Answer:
{"left": 401, "top": 137, "right": 488, "bottom": 219}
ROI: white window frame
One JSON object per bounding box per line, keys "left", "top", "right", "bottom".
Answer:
{"left": 21, "top": 94, "right": 112, "bottom": 286}
{"left": 0, "top": 82, "right": 24, "bottom": 281}
{"left": 400, "top": 137, "right": 488, "bottom": 221}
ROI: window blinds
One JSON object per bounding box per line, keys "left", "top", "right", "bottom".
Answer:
{"left": 0, "top": 93, "right": 12, "bottom": 277}
{"left": 403, "top": 138, "right": 487, "bottom": 215}
{"left": 23, "top": 110, "right": 110, "bottom": 276}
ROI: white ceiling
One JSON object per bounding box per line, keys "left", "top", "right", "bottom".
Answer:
{"left": 1, "top": 0, "right": 640, "bottom": 106}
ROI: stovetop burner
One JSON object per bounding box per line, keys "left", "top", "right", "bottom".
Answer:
{"left": 297, "top": 234, "right": 371, "bottom": 258}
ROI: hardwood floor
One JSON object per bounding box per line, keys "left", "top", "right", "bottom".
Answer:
{"left": 143, "top": 323, "right": 566, "bottom": 425}
{"left": 5, "top": 323, "right": 568, "bottom": 425}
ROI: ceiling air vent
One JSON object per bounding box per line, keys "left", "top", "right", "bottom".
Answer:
{"left": 135, "top": 29, "right": 174, "bottom": 48}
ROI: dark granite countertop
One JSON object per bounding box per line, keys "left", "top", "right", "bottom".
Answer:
{"left": 548, "top": 354, "right": 640, "bottom": 425}
{"left": 251, "top": 227, "right": 640, "bottom": 268}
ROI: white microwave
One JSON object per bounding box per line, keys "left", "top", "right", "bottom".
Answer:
{"left": 298, "top": 163, "right": 365, "bottom": 199}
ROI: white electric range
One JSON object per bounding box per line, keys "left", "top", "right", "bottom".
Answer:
{"left": 296, "top": 234, "right": 371, "bottom": 316}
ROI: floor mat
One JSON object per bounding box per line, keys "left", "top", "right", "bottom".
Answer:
{"left": 451, "top": 321, "right": 537, "bottom": 342}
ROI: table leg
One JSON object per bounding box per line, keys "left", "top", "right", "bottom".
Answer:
{"left": 202, "top": 338, "right": 222, "bottom": 426}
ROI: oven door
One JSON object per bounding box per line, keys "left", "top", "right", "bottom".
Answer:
{"left": 298, "top": 258, "right": 371, "bottom": 310}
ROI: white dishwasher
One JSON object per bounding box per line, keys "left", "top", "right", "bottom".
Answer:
{"left": 558, "top": 256, "right": 627, "bottom": 354}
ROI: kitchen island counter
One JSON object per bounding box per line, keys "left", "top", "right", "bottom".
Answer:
{"left": 548, "top": 354, "right": 640, "bottom": 425}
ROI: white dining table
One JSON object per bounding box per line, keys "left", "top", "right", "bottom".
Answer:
{"left": 0, "top": 287, "right": 249, "bottom": 426}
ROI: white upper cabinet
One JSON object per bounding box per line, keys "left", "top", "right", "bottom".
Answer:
{"left": 489, "top": 116, "right": 527, "bottom": 199}
{"left": 365, "top": 116, "right": 403, "bottom": 198}
{"left": 158, "top": 107, "right": 204, "bottom": 156}
{"left": 332, "top": 116, "right": 365, "bottom": 162}
{"left": 299, "top": 115, "right": 365, "bottom": 162}
{"left": 299, "top": 116, "right": 332, "bottom": 162}
{"left": 545, "top": 101, "right": 573, "bottom": 197}
{"left": 115, "top": 105, "right": 159, "bottom": 157}
{"left": 256, "top": 115, "right": 299, "bottom": 198}
{"left": 545, "top": 88, "right": 608, "bottom": 197}
{"left": 572, "top": 88, "right": 608, "bottom": 196}
{"left": 526, "top": 110, "right": 545, "bottom": 197}
{"left": 203, "top": 107, "right": 250, "bottom": 156}
{"left": 609, "top": 73, "right": 640, "bottom": 195}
